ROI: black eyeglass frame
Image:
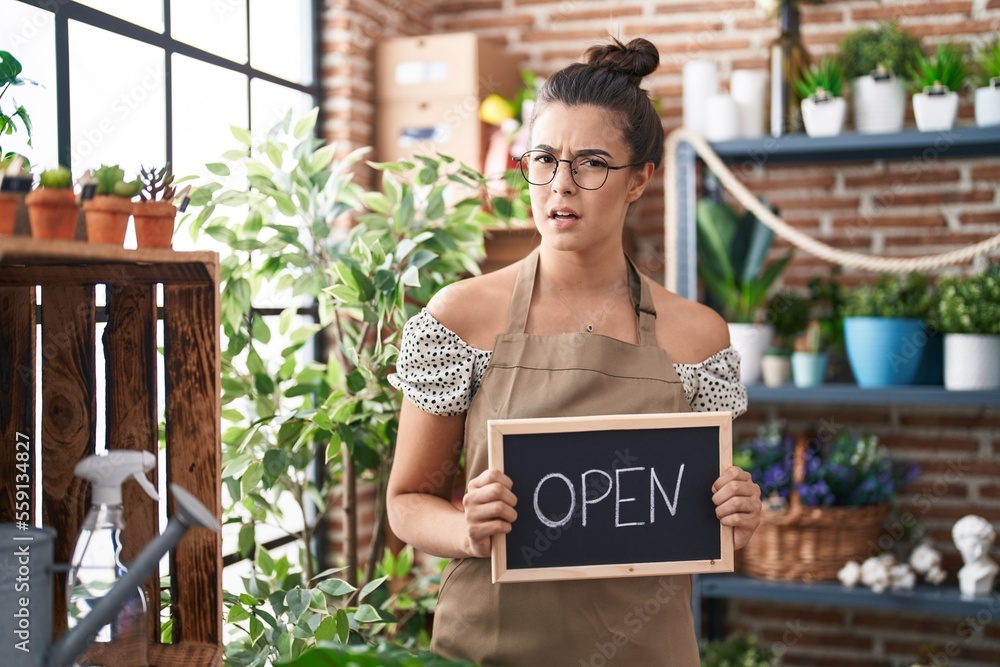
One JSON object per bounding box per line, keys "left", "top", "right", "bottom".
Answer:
{"left": 517, "top": 150, "right": 646, "bottom": 190}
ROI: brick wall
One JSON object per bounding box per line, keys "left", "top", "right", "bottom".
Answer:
{"left": 320, "top": 1, "right": 1000, "bottom": 664}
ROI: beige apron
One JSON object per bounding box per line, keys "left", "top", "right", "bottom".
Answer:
{"left": 431, "top": 248, "right": 699, "bottom": 667}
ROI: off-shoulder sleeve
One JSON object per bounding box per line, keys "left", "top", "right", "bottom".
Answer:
{"left": 673, "top": 346, "right": 748, "bottom": 418}
{"left": 387, "top": 309, "right": 491, "bottom": 417}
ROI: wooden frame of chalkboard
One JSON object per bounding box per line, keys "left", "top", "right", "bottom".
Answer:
{"left": 488, "top": 411, "right": 734, "bottom": 584}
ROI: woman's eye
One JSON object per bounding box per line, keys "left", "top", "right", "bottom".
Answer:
{"left": 533, "top": 154, "right": 555, "bottom": 164}
{"left": 579, "top": 158, "right": 604, "bottom": 169}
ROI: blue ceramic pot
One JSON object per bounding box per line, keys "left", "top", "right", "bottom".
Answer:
{"left": 913, "top": 328, "right": 944, "bottom": 385}
{"left": 791, "top": 352, "right": 828, "bottom": 388}
{"left": 843, "top": 317, "right": 926, "bottom": 387}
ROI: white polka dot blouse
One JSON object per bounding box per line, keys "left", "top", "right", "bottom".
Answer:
{"left": 388, "top": 309, "right": 748, "bottom": 418}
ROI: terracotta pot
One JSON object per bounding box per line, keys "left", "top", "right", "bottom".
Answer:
{"left": 25, "top": 188, "right": 80, "bottom": 240}
{"left": 132, "top": 201, "right": 177, "bottom": 249}
{"left": 0, "top": 193, "right": 19, "bottom": 236}
{"left": 83, "top": 195, "right": 132, "bottom": 246}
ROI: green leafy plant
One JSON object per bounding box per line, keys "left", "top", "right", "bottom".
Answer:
{"left": 795, "top": 319, "right": 825, "bottom": 353}
{"left": 908, "top": 42, "right": 969, "bottom": 94}
{"left": 700, "top": 633, "right": 773, "bottom": 667}
{"left": 184, "top": 108, "right": 511, "bottom": 665}
{"left": 138, "top": 163, "right": 176, "bottom": 202}
{"left": 795, "top": 57, "right": 845, "bottom": 100}
{"left": 0, "top": 50, "right": 33, "bottom": 165}
{"left": 937, "top": 268, "right": 1000, "bottom": 335}
{"left": 765, "top": 291, "right": 810, "bottom": 353}
{"left": 842, "top": 273, "right": 936, "bottom": 320}
{"left": 92, "top": 164, "right": 142, "bottom": 198}
{"left": 806, "top": 268, "right": 846, "bottom": 352}
{"left": 838, "top": 21, "right": 922, "bottom": 80}
{"left": 972, "top": 37, "right": 1000, "bottom": 89}
{"left": 276, "top": 644, "right": 477, "bottom": 667}
{"left": 38, "top": 166, "right": 73, "bottom": 189}
{"left": 696, "top": 197, "right": 793, "bottom": 324}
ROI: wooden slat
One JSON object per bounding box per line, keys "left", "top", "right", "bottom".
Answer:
{"left": 163, "top": 282, "right": 221, "bottom": 648}
{"left": 41, "top": 285, "right": 97, "bottom": 639}
{"left": 150, "top": 640, "right": 222, "bottom": 666}
{"left": 104, "top": 282, "right": 161, "bottom": 642}
{"left": 0, "top": 287, "right": 36, "bottom": 523}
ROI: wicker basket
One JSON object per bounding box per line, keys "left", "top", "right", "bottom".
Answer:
{"left": 739, "top": 438, "right": 889, "bottom": 582}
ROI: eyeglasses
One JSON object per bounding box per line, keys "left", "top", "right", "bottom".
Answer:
{"left": 518, "top": 150, "right": 644, "bottom": 191}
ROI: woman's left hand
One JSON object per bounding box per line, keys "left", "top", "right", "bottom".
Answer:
{"left": 712, "top": 466, "right": 761, "bottom": 550}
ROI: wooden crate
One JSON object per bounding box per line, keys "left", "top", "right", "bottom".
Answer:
{"left": 0, "top": 238, "right": 222, "bottom": 666}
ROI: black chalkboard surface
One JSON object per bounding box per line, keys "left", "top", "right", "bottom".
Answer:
{"left": 488, "top": 412, "right": 733, "bottom": 583}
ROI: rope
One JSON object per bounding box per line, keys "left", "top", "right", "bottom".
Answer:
{"left": 664, "top": 127, "right": 1000, "bottom": 274}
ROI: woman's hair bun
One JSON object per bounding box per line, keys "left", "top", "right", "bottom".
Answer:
{"left": 583, "top": 37, "right": 659, "bottom": 82}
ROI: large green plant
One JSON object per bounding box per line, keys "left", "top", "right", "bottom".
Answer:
{"left": 0, "top": 50, "right": 33, "bottom": 165}
{"left": 908, "top": 42, "right": 968, "bottom": 94}
{"left": 838, "top": 21, "right": 922, "bottom": 80}
{"left": 937, "top": 268, "right": 1000, "bottom": 335}
{"left": 184, "top": 108, "right": 506, "bottom": 664}
{"left": 842, "top": 273, "right": 936, "bottom": 320}
{"left": 696, "top": 197, "right": 792, "bottom": 324}
{"left": 973, "top": 37, "right": 1000, "bottom": 88}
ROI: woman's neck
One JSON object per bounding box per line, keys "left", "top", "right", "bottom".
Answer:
{"left": 536, "top": 242, "right": 629, "bottom": 293}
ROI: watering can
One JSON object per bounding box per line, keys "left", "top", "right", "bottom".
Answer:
{"left": 0, "top": 485, "right": 219, "bottom": 667}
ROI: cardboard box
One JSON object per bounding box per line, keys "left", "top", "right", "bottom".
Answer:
{"left": 376, "top": 96, "right": 490, "bottom": 167}
{"left": 376, "top": 32, "right": 522, "bottom": 103}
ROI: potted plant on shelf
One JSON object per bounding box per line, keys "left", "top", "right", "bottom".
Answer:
{"left": 792, "top": 320, "right": 827, "bottom": 387}
{"left": 696, "top": 196, "right": 793, "bottom": 385}
{"left": 132, "top": 164, "right": 178, "bottom": 248}
{"left": 0, "top": 157, "right": 32, "bottom": 236}
{"left": 973, "top": 37, "right": 1000, "bottom": 128}
{"left": 84, "top": 164, "right": 141, "bottom": 246}
{"left": 937, "top": 268, "right": 1000, "bottom": 391}
{"left": 761, "top": 291, "right": 809, "bottom": 387}
{"left": 25, "top": 166, "right": 78, "bottom": 240}
{"left": 839, "top": 22, "right": 922, "bottom": 134}
{"left": 842, "top": 273, "right": 936, "bottom": 388}
{"left": 909, "top": 42, "right": 968, "bottom": 132}
{"left": 796, "top": 57, "right": 847, "bottom": 137}
{"left": 700, "top": 632, "right": 773, "bottom": 667}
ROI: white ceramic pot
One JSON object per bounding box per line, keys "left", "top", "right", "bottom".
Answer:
{"left": 852, "top": 75, "right": 907, "bottom": 134}
{"left": 975, "top": 85, "right": 1000, "bottom": 128}
{"left": 704, "top": 94, "right": 741, "bottom": 142}
{"left": 913, "top": 91, "right": 959, "bottom": 132}
{"left": 761, "top": 354, "right": 792, "bottom": 387}
{"left": 728, "top": 323, "right": 774, "bottom": 385}
{"left": 802, "top": 96, "right": 846, "bottom": 137}
{"left": 944, "top": 334, "right": 1000, "bottom": 391}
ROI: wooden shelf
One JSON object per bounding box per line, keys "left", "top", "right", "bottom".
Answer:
{"left": 746, "top": 383, "right": 1000, "bottom": 408}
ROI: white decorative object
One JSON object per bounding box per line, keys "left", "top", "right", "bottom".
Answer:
{"left": 838, "top": 560, "right": 861, "bottom": 588}
{"left": 704, "top": 94, "right": 741, "bottom": 142}
{"left": 852, "top": 74, "right": 907, "bottom": 134}
{"left": 801, "top": 96, "right": 846, "bottom": 137}
{"left": 890, "top": 563, "right": 917, "bottom": 591}
{"left": 952, "top": 515, "right": 998, "bottom": 599}
{"left": 926, "top": 565, "right": 947, "bottom": 585}
{"left": 683, "top": 61, "right": 719, "bottom": 137}
{"left": 860, "top": 556, "right": 891, "bottom": 593}
{"left": 731, "top": 69, "right": 767, "bottom": 138}
{"left": 975, "top": 80, "right": 1000, "bottom": 127}
{"left": 913, "top": 89, "right": 959, "bottom": 132}
{"left": 728, "top": 323, "right": 774, "bottom": 385}
{"left": 909, "top": 541, "right": 943, "bottom": 576}
{"left": 945, "top": 334, "right": 1000, "bottom": 391}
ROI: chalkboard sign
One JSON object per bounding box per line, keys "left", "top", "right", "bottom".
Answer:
{"left": 488, "top": 412, "right": 734, "bottom": 583}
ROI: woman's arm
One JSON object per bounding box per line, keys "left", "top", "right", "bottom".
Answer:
{"left": 386, "top": 399, "right": 517, "bottom": 559}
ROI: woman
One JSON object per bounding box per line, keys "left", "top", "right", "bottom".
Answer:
{"left": 387, "top": 37, "right": 761, "bottom": 666}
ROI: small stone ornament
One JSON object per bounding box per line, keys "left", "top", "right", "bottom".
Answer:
{"left": 952, "top": 514, "right": 998, "bottom": 599}
{"left": 908, "top": 540, "right": 946, "bottom": 586}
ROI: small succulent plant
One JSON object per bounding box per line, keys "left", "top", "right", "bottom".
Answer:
{"left": 973, "top": 37, "right": 1000, "bottom": 89}
{"left": 795, "top": 57, "right": 845, "bottom": 100}
{"left": 38, "top": 166, "right": 73, "bottom": 189}
{"left": 138, "top": 164, "right": 176, "bottom": 202}
{"left": 908, "top": 41, "right": 969, "bottom": 94}
{"left": 93, "top": 164, "right": 142, "bottom": 198}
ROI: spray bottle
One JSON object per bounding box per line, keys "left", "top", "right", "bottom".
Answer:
{"left": 68, "top": 451, "right": 158, "bottom": 667}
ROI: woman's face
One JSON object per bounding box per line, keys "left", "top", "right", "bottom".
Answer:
{"left": 526, "top": 103, "right": 652, "bottom": 253}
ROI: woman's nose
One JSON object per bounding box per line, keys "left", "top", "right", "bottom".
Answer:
{"left": 550, "top": 160, "right": 576, "bottom": 193}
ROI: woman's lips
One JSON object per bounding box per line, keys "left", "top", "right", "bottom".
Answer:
{"left": 548, "top": 209, "right": 581, "bottom": 230}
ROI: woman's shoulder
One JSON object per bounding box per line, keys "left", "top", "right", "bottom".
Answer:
{"left": 643, "top": 277, "right": 731, "bottom": 365}
{"left": 425, "top": 260, "right": 521, "bottom": 351}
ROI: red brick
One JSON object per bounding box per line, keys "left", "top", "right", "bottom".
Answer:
{"left": 798, "top": 8, "right": 844, "bottom": 24}
{"left": 832, "top": 214, "right": 947, "bottom": 229}
{"left": 436, "top": 0, "right": 502, "bottom": 10}
{"left": 742, "top": 172, "right": 837, "bottom": 190}
{"left": 626, "top": 21, "right": 726, "bottom": 36}
{"left": 905, "top": 480, "right": 969, "bottom": 499}
{"left": 843, "top": 169, "right": 962, "bottom": 188}
{"left": 551, "top": 6, "right": 643, "bottom": 22}
{"left": 981, "top": 484, "right": 1000, "bottom": 500}
{"left": 908, "top": 19, "right": 1000, "bottom": 38}
{"left": 875, "top": 189, "right": 996, "bottom": 207}
{"left": 654, "top": 0, "right": 747, "bottom": 13}
{"left": 733, "top": 601, "right": 846, "bottom": 626}
{"left": 881, "top": 435, "right": 980, "bottom": 453}
{"left": 656, "top": 38, "right": 752, "bottom": 55}
{"left": 442, "top": 14, "right": 536, "bottom": 30}
{"left": 760, "top": 629, "right": 872, "bottom": 651}
{"left": 520, "top": 28, "right": 611, "bottom": 42}
{"left": 781, "top": 655, "right": 889, "bottom": 667}
{"left": 883, "top": 232, "right": 1000, "bottom": 250}
{"left": 972, "top": 164, "right": 1000, "bottom": 181}
{"left": 909, "top": 503, "right": 1000, "bottom": 522}
{"left": 898, "top": 411, "right": 1000, "bottom": 429}
{"left": 961, "top": 211, "right": 1000, "bottom": 226}
{"left": 990, "top": 0, "right": 1000, "bottom": 8}
{"left": 767, "top": 195, "right": 862, "bottom": 210}
{"left": 852, "top": 2, "right": 972, "bottom": 21}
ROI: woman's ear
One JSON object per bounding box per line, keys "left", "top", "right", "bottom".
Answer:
{"left": 626, "top": 162, "right": 656, "bottom": 203}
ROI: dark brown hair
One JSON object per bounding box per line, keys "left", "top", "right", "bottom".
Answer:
{"left": 531, "top": 37, "right": 663, "bottom": 168}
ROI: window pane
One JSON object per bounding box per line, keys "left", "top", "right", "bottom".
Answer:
{"left": 69, "top": 22, "right": 166, "bottom": 176}
{"left": 0, "top": 1, "right": 58, "bottom": 170}
{"left": 171, "top": 54, "right": 248, "bottom": 180}
{"left": 249, "top": 0, "right": 312, "bottom": 84}
{"left": 170, "top": 0, "right": 248, "bottom": 64}
{"left": 76, "top": 0, "right": 163, "bottom": 32}
{"left": 250, "top": 79, "right": 313, "bottom": 140}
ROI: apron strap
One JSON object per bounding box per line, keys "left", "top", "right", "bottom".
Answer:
{"left": 506, "top": 247, "right": 540, "bottom": 334}
{"left": 627, "top": 256, "right": 659, "bottom": 347}
{"left": 506, "top": 248, "right": 658, "bottom": 345}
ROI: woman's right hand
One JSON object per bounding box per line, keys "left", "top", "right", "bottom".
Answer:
{"left": 461, "top": 469, "right": 518, "bottom": 558}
